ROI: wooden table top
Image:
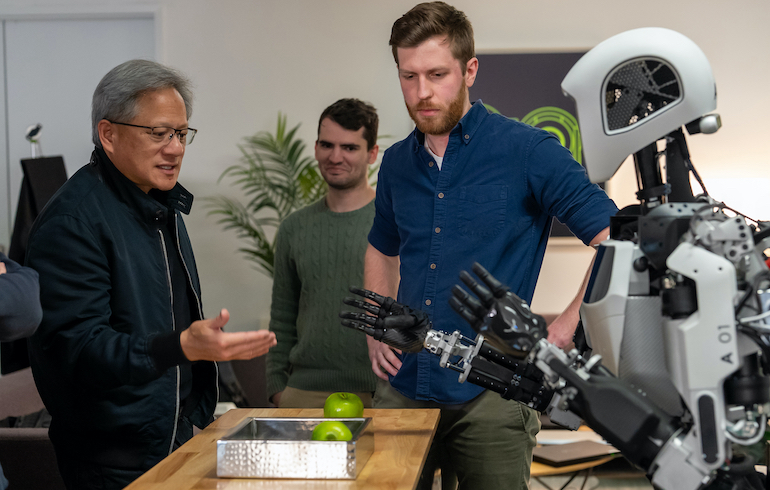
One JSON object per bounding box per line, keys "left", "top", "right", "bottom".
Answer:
{"left": 125, "top": 408, "right": 440, "bottom": 490}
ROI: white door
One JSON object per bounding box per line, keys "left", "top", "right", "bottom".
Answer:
{"left": 0, "top": 15, "right": 155, "bottom": 249}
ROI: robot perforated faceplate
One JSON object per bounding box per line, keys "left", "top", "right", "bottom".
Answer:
{"left": 561, "top": 27, "right": 716, "bottom": 183}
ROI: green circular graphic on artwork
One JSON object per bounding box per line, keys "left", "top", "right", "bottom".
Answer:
{"left": 521, "top": 107, "right": 582, "bottom": 165}
{"left": 484, "top": 103, "right": 583, "bottom": 165}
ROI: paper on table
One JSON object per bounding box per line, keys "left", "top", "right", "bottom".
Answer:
{"left": 536, "top": 429, "right": 608, "bottom": 445}
{"left": 534, "top": 440, "right": 619, "bottom": 467}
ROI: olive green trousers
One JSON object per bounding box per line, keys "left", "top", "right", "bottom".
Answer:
{"left": 374, "top": 379, "right": 540, "bottom": 490}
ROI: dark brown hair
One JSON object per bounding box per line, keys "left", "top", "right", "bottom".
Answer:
{"left": 389, "top": 2, "right": 475, "bottom": 73}
{"left": 318, "top": 98, "right": 379, "bottom": 151}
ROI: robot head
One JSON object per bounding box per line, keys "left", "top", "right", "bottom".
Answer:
{"left": 562, "top": 28, "right": 717, "bottom": 183}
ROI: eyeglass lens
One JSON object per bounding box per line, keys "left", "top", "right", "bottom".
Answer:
{"left": 150, "top": 127, "right": 196, "bottom": 146}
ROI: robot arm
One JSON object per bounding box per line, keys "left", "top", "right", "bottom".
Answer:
{"left": 340, "top": 280, "right": 557, "bottom": 414}
{"left": 341, "top": 255, "right": 770, "bottom": 490}
{"left": 448, "top": 265, "right": 684, "bottom": 478}
{"left": 338, "top": 266, "right": 689, "bottom": 483}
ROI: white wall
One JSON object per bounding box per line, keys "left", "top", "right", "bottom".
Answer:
{"left": 2, "top": 0, "right": 769, "bottom": 327}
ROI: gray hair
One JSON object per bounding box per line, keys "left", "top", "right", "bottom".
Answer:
{"left": 91, "top": 59, "right": 193, "bottom": 148}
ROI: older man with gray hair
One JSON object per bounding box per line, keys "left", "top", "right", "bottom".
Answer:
{"left": 26, "top": 59, "right": 276, "bottom": 490}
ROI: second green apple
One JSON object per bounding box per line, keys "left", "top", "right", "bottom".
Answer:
{"left": 323, "top": 392, "right": 364, "bottom": 418}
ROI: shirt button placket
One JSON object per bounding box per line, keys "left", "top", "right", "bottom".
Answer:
{"left": 432, "top": 193, "right": 444, "bottom": 279}
{"left": 424, "top": 143, "right": 452, "bottom": 330}
{"left": 425, "top": 195, "right": 443, "bottom": 312}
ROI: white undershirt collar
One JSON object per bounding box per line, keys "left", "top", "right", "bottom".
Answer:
{"left": 425, "top": 144, "right": 443, "bottom": 170}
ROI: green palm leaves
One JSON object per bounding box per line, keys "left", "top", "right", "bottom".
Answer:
{"left": 206, "top": 114, "right": 326, "bottom": 278}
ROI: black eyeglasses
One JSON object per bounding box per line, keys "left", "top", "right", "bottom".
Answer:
{"left": 108, "top": 120, "right": 197, "bottom": 146}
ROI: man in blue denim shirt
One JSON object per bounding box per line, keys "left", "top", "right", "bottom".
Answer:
{"left": 365, "top": 3, "right": 618, "bottom": 489}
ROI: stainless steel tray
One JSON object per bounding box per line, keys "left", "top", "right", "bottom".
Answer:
{"left": 217, "top": 417, "right": 374, "bottom": 479}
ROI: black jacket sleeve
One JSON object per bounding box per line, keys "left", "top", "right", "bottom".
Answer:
{"left": 0, "top": 252, "right": 42, "bottom": 341}
{"left": 27, "top": 215, "right": 167, "bottom": 389}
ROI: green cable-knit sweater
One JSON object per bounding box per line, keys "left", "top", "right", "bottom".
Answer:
{"left": 266, "top": 198, "right": 377, "bottom": 399}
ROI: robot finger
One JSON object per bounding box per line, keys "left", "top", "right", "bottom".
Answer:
{"left": 343, "top": 296, "right": 381, "bottom": 316}
{"left": 340, "top": 319, "right": 376, "bottom": 336}
{"left": 348, "top": 286, "right": 388, "bottom": 306}
{"left": 459, "top": 270, "right": 495, "bottom": 307}
{"left": 379, "top": 296, "right": 413, "bottom": 317}
{"left": 471, "top": 262, "right": 510, "bottom": 298}
{"left": 451, "top": 285, "right": 486, "bottom": 318}
{"left": 339, "top": 311, "right": 378, "bottom": 326}
{"left": 449, "top": 296, "right": 481, "bottom": 330}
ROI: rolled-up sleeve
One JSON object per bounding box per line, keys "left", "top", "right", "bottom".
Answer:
{"left": 527, "top": 133, "right": 617, "bottom": 244}
{"left": 368, "top": 156, "right": 401, "bottom": 257}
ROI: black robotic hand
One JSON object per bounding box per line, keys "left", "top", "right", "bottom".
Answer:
{"left": 340, "top": 287, "right": 431, "bottom": 353}
{"left": 449, "top": 262, "right": 546, "bottom": 358}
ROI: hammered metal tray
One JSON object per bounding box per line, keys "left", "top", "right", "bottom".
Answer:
{"left": 217, "top": 417, "right": 374, "bottom": 479}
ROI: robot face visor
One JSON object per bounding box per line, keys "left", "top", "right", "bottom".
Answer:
{"left": 603, "top": 57, "right": 683, "bottom": 135}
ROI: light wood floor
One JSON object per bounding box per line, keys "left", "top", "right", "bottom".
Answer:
{"left": 530, "top": 458, "right": 652, "bottom": 490}
{"left": 531, "top": 474, "right": 652, "bottom": 490}
{"left": 431, "top": 474, "right": 651, "bottom": 490}
{"left": 431, "top": 460, "right": 652, "bottom": 490}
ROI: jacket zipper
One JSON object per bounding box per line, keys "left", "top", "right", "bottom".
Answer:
{"left": 158, "top": 227, "right": 181, "bottom": 457}
{"left": 173, "top": 213, "right": 220, "bottom": 410}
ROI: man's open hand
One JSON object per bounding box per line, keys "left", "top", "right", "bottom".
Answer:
{"left": 180, "top": 309, "right": 276, "bottom": 362}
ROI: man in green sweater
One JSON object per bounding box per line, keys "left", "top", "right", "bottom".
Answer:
{"left": 267, "top": 99, "right": 380, "bottom": 408}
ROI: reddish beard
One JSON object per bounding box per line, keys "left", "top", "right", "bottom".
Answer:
{"left": 406, "top": 83, "right": 467, "bottom": 136}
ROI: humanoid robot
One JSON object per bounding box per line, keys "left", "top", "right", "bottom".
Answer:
{"left": 341, "top": 28, "right": 770, "bottom": 490}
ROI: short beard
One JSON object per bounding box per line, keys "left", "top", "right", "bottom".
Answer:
{"left": 407, "top": 84, "right": 466, "bottom": 136}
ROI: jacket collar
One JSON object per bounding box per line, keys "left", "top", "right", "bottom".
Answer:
{"left": 91, "top": 147, "right": 194, "bottom": 222}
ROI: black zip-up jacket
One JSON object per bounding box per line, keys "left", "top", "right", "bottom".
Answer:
{"left": 26, "top": 148, "right": 217, "bottom": 470}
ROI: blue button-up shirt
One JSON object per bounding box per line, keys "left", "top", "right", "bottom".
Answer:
{"left": 369, "top": 101, "right": 618, "bottom": 404}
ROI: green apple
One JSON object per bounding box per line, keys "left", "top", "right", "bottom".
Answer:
{"left": 323, "top": 392, "right": 364, "bottom": 418}
{"left": 311, "top": 421, "right": 353, "bottom": 441}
